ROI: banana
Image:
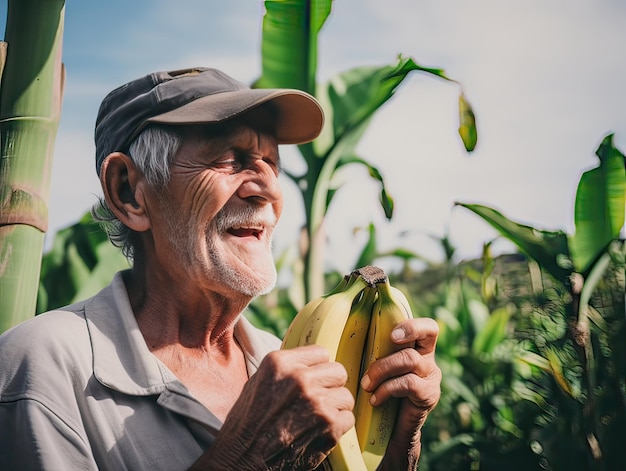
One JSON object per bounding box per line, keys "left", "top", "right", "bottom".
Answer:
{"left": 281, "top": 274, "right": 352, "bottom": 349}
{"left": 389, "top": 285, "right": 414, "bottom": 319}
{"left": 294, "top": 271, "right": 371, "bottom": 471}
{"left": 325, "top": 286, "right": 380, "bottom": 471}
{"left": 296, "top": 272, "right": 369, "bottom": 356}
{"left": 325, "top": 426, "right": 367, "bottom": 471}
{"left": 335, "top": 285, "right": 378, "bottom": 400}
{"left": 354, "top": 277, "right": 413, "bottom": 469}
{"left": 280, "top": 266, "right": 402, "bottom": 471}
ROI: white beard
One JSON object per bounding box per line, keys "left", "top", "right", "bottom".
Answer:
{"left": 210, "top": 204, "right": 278, "bottom": 297}
{"left": 158, "top": 187, "right": 278, "bottom": 298}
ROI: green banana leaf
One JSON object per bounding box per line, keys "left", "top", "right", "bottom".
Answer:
{"left": 37, "top": 212, "right": 129, "bottom": 313}
{"left": 455, "top": 203, "right": 572, "bottom": 284}
{"left": 258, "top": 0, "right": 476, "bottom": 222}
{"left": 316, "top": 56, "right": 449, "bottom": 160}
{"left": 458, "top": 91, "right": 477, "bottom": 152}
{"left": 471, "top": 305, "right": 512, "bottom": 355}
{"left": 257, "top": 0, "right": 478, "bottom": 303}
{"left": 309, "top": 57, "right": 456, "bottom": 220}
{"left": 256, "top": 0, "right": 331, "bottom": 94}
{"left": 458, "top": 135, "right": 625, "bottom": 283}
{"left": 307, "top": 57, "right": 464, "bottom": 241}
{"left": 256, "top": 0, "right": 333, "bottom": 167}
{"left": 569, "top": 134, "right": 625, "bottom": 275}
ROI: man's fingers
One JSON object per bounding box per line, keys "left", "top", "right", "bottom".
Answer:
{"left": 368, "top": 367, "right": 442, "bottom": 407}
{"left": 360, "top": 317, "right": 439, "bottom": 391}
{"left": 267, "top": 344, "right": 331, "bottom": 367}
{"left": 391, "top": 317, "right": 439, "bottom": 354}
{"left": 366, "top": 347, "right": 434, "bottom": 383}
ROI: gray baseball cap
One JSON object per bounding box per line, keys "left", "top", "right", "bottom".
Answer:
{"left": 94, "top": 67, "right": 324, "bottom": 175}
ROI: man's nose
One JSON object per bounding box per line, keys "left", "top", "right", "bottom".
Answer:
{"left": 236, "top": 162, "right": 282, "bottom": 204}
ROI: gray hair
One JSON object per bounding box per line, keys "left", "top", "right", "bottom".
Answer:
{"left": 91, "top": 125, "right": 182, "bottom": 261}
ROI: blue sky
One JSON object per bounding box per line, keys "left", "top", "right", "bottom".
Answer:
{"left": 2, "top": 0, "right": 625, "bottom": 274}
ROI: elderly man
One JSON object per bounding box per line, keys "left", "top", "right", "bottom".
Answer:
{"left": 0, "top": 68, "right": 441, "bottom": 470}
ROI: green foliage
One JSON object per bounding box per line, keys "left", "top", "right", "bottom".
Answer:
{"left": 389, "top": 248, "right": 548, "bottom": 470}
{"left": 458, "top": 92, "right": 477, "bottom": 152}
{"left": 454, "top": 136, "right": 626, "bottom": 470}
{"left": 457, "top": 134, "right": 625, "bottom": 282}
{"left": 455, "top": 204, "right": 572, "bottom": 283}
{"left": 379, "top": 235, "right": 624, "bottom": 470}
{"left": 570, "top": 134, "right": 625, "bottom": 274}
{"left": 509, "top": 240, "right": 626, "bottom": 470}
{"left": 37, "top": 212, "right": 129, "bottom": 313}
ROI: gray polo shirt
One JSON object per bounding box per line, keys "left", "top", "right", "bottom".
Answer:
{"left": 0, "top": 271, "right": 281, "bottom": 470}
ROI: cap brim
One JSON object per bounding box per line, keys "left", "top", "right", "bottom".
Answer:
{"left": 146, "top": 88, "right": 324, "bottom": 145}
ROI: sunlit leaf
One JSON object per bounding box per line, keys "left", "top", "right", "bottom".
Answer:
{"left": 545, "top": 348, "right": 575, "bottom": 398}
{"left": 467, "top": 298, "right": 489, "bottom": 336}
{"left": 256, "top": 0, "right": 332, "bottom": 93}
{"left": 456, "top": 202, "right": 572, "bottom": 284}
{"left": 570, "top": 134, "right": 626, "bottom": 274}
{"left": 315, "top": 55, "right": 450, "bottom": 160}
{"left": 458, "top": 91, "right": 477, "bottom": 152}
{"left": 380, "top": 188, "right": 394, "bottom": 219}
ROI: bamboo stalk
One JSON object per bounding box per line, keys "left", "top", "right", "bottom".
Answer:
{"left": 0, "top": 0, "right": 65, "bottom": 332}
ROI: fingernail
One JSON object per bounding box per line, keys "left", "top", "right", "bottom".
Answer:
{"left": 360, "top": 374, "right": 371, "bottom": 390}
{"left": 369, "top": 393, "right": 377, "bottom": 406}
{"left": 391, "top": 327, "right": 405, "bottom": 341}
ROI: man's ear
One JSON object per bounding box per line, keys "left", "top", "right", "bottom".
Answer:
{"left": 100, "top": 152, "right": 151, "bottom": 232}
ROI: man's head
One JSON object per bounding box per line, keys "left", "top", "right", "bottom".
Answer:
{"left": 92, "top": 68, "right": 323, "bottom": 297}
{"left": 94, "top": 67, "right": 324, "bottom": 176}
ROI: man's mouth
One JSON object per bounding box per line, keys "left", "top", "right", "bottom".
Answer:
{"left": 227, "top": 225, "right": 264, "bottom": 240}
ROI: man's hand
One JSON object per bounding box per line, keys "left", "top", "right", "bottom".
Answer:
{"left": 359, "top": 317, "right": 441, "bottom": 471}
{"left": 191, "top": 345, "right": 354, "bottom": 470}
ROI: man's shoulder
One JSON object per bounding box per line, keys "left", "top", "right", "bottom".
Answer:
{"left": 0, "top": 305, "right": 93, "bottom": 391}
{"left": 0, "top": 272, "right": 125, "bottom": 365}
{"left": 0, "top": 304, "right": 90, "bottom": 350}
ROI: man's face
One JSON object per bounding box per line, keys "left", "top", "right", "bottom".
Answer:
{"left": 148, "top": 119, "right": 283, "bottom": 298}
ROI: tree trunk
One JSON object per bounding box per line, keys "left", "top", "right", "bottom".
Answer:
{"left": 0, "top": 0, "right": 65, "bottom": 333}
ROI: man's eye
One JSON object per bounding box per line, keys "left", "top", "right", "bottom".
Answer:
{"left": 265, "top": 157, "right": 281, "bottom": 173}
{"left": 212, "top": 158, "right": 243, "bottom": 172}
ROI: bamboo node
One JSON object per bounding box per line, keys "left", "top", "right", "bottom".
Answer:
{"left": 0, "top": 185, "right": 48, "bottom": 232}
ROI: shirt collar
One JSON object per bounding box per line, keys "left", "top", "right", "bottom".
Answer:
{"left": 85, "top": 270, "right": 172, "bottom": 396}
{"left": 84, "top": 271, "right": 282, "bottom": 395}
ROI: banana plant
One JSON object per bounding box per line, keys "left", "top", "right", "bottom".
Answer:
{"left": 257, "top": 0, "right": 477, "bottom": 307}
{"left": 0, "top": 0, "right": 66, "bottom": 333}
{"left": 36, "top": 212, "right": 129, "bottom": 314}
{"left": 456, "top": 133, "right": 626, "bottom": 469}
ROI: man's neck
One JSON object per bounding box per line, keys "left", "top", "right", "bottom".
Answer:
{"left": 122, "top": 267, "right": 251, "bottom": 352}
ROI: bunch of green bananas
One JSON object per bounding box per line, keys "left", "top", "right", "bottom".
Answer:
{"left": 281, "top": 266, "right": 414, "bottom": 471}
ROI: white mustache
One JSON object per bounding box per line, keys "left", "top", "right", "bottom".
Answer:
{"left": 215, "top": 205, "right": 277, "bottom": 233}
